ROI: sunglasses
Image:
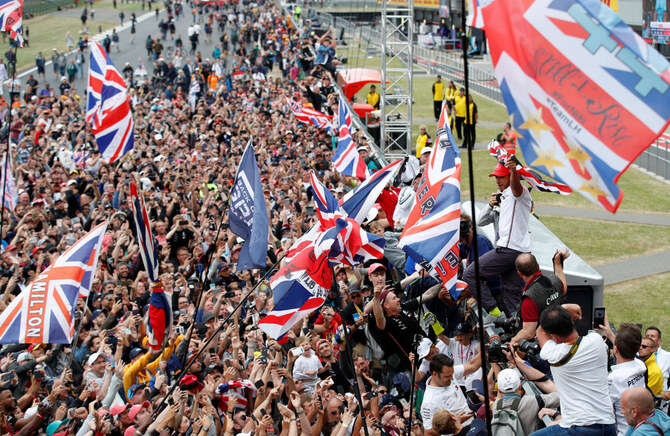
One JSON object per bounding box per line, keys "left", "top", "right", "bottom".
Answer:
{"left": 640, "top": 344, "right": 652, "bottom": 349}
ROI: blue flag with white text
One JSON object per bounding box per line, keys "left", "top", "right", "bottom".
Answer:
{"left": 229, "top": 141, "right": 269, "bottom": 270}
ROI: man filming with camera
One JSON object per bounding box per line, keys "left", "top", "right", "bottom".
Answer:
{"left": 532, "top": 306, "right": 616, "bottom": 435}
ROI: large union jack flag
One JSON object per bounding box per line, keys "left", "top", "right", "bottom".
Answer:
{"left": 87, "top": 41, "right": 134, "bottom": 163}
{"left": 216, "top": 379, "right": 257, "bottom": 410}
{"left": 332, "top": 99, "right": 370, "bottom": 180}
{"left": 287, "top": 98, "right": 333, "bottom": 134}
{"left": 0, "top": 223, "right": 107, "bottom": 344}
{"left": 468, "top": 0, "right": 670, "bottom": 213}
{"left": 258, "top": 165, "right": 401, "bottom": 339}
{"left": 0, "top": 0, "right": 24, "bottom": 46}
{"left": 399, "top": 103, "right": 462, "bottom": 294}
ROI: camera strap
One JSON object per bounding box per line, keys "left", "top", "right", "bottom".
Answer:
{"left": 549, "top": 336, "right": 583, "bottom": 367}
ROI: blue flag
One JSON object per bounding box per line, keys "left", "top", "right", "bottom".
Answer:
{"left": 229, "top": 141, "right": 269, "bottom": 270}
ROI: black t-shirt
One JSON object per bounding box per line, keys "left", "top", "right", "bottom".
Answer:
{"left": 369, "top": 310, "right": 422, "bottom": 371}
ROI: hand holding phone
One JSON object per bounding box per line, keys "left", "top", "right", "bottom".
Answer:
{"left": 593, "top": 307, "right": 606, "bottom": 330}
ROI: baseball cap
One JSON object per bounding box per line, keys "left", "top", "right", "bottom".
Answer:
{"left": 46, "top": 420, "right": 68, "bottom": 436}
{"left": 124, "top": 427, "right": 136, "bottom": 436}
{"left": 367, "top": 263, "right": 386, "bottom": 275}
{"left": 497, "top": 368, "right": 521, "bottom": 393}
{"left": 86, "top": 351, "right": 104, "bottom": 366}
{"left": 129, "top": 347, "right": 144, "bottom": 360}
{"left": 417, "top": 338, "right": 434, "bottom": 360}
{"left": 128, "top": 401, "right": 150, "bottom": 421}
{"left": 421, "top": 146, "right": 432, "bottom": 155}
{"left": 489, "top": 162, "right": 510, "bottom": 177}
{"left": 110, "top": 403, "right": 131, "bottom": 416}
{"left": 454, "top": 322, "right": 473, "bottom": 335}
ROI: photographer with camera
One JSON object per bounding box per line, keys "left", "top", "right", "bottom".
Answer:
{"left": 532, "top": 306, "right": 616, "bottom": 435}
{"left": 462, "top": 159, "right": 531, "bottom": 317}
{"left": 510, "top": 250, "right": 570, "bottom": 345}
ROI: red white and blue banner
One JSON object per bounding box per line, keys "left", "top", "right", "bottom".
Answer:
{"left": 87, "top": 41, "right": 135, "bottom": 164}
{"left": 0, "top": 222, "right": 107, "bottom": 344}
{"left": 488, "top": 140, "right": 573, "bottom": 195}
{"left": 287, "top": 99, "right": 334, "bottom": 134}
{"left": 332, "top": 99, "right": 370, "bottom": 180}
{"left": 1, "top": 152, "right": 17, "bottom": 211}
{"left": 0, "top": 0, "right": 24, "bottom": 46}
{"left": 399, "top": 103, "right": 462, "bottom": 295}
{"left": 146, "top": 284, "right": 173, "bottom": 351}
{"left": 129, "top": 182, "right": 159, "bottom": 282}
{"left": 468, "top": 0, "right": 670, "bottom": 213}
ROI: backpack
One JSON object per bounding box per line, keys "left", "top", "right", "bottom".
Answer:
{"left": 491, "top": 397, "right": 526, "bottom": 436}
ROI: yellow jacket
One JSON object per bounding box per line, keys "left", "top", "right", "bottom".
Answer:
{"left": 123, "top": 335, "right": 184, "bottom": 393}
{"left": 644, "top": 353, "right": 664, "bottom": 396}
{"left": 454, "top": 95, "right": 466, "bottom": 117}
{"left": 415, "top": 134, "right": 429, "bottom": 158}
{"left": 367, "top": 91, "right": 380, "bottom": 108}
{"left": 432, "top": 81, "right": 444, "bottom": 101}
{"left": 446, "top": 87, "right": 457, "bottom": 101}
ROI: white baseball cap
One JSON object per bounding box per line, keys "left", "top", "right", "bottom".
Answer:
{"left": 497, "top": 368, "right": 521, "bottom": 393}
{"left": 87, "top": 351, "right": 104, "bottom": 366}
{"left": 417, "top": 337, "right": 434, "bottom": 360}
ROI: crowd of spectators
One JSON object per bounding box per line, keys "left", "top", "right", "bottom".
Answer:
{"left": 0, "top": 0, "right": 669, "bottom": 436}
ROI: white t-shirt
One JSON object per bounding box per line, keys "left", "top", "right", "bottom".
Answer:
{"left": 608, "top": 359, "right": 647, "bottom": 436}
{"left": 540, "top": 332, "right": 615, "bottom": 428}
{"left": 446, "top": 339, "right": 482, "bottom": 390}
{"left": 496, "top": 184, "right": 532, "bottom": 253}
{"left": 292, "top": 353, "right": 322, "bottom": 393}
{"left": 420, "top": 368, "right": 473, "bottom": 430}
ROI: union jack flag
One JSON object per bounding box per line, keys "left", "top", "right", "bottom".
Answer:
{"left": 188, "top": 76, "right": 200, "bottom": 110}
{"left": 72, "top": 149, "right": 90, "bottom": 169}
{"left": 146, "top": 284, "right": 173, "bottom": 351}
{"left": 1, "top": 152, "right": 17, "bottom": 211}
{"left": 468, "top": 0, "right": 670, "bottom": 213}
{"left": 129, "top": 182, "right": 159, "bottom": 282}
{"left": 332, "top": 99, "right": 370, "bottom": 180}
{"left": 398, "top": 103, "right": 462, "bottom": 294}
{"left": 0, "top": 0, "right": 24, "bottom": 47}
{"left": 86, "top": 41, "right": 134, "bottom": 164}
{"left": 488, "top": 140, "right": 572, "bottom": 195}
{"left": 287, "top": 98, "right": 333, "bottom": 134}
{"left": 216, "top": 379, "right": 257, "bottom": 410}
{"left": 0, "top": 222, "right": 107, "bottom": 344}
{"left": 259, "top": 168, "right": 398, "bottom": 340}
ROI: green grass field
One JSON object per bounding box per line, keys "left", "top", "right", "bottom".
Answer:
{"left": 1, "top": 15, "right": 115, "bottom": 72}
{"left": 539, "top": 216, "right": 670, "bottom": 265}
{"left": 605, "top": 272, "right": 670, "bottom": 349}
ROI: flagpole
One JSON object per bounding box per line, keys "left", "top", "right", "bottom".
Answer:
{"left": 461, "top": 2, "right": 493, "bottom": 433}
{"left": 152, "top": 254, "right": 286, "bottom": 418}
{"left": 405, "top": 271, "right": 423, "bottom": 436}
{"left": 176, "top": 196, "right": 231, "bottom": 370}
{"left": 0, "top": 42, "right": 18, "bottom": 245}
{"left": 332, "top": 268, "right": 370, "bottom": 436}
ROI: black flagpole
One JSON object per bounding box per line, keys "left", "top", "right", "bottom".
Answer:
{"left": 153, "top": 254, "right": 285, "bottom": 417}
{"left": 332, "top": 268, "right": 370, "bottom": 436}
{"left": 461, "top": 3, "right": 493, "bottom": 434}
{"left": 0, "top": 42, "right": 18, "bottom": 244}
{"left": 405, "top": 270, "right": 424, "bottom": 436}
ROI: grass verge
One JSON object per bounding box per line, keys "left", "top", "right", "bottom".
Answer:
{"left": 605, "top": 272, "right": 670, "bottom": 349}
{"left": 538, "top": 216, "right": 670, "bottom": 265}
{"left": 1, "top": 16, "right": 115, "bottom": 72}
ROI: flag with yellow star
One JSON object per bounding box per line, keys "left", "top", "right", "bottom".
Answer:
{"left": 468, "top": 0, "right": 670, "bottom": 213}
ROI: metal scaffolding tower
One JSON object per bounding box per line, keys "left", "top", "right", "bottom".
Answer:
{"left": 380, "top": 0, "right": 414, "bottom": 158}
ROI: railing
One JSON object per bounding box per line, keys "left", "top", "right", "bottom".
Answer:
{"left": 24, "top": 0, "right": 77, "bottom": 18}
{"left": 635, "top": 137, "right": 670, "bottom": 181}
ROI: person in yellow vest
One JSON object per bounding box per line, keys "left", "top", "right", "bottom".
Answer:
{"left": 432, "top": 75, "right": 444, "bottom": 121}
{"left": 415, "top": 125, "right": 431, "bottom": 158}
{"left": 639, "top": 336, "right": 664, "bottom": 396}
{"left": 367, "top": 84, "right": 380, "bottom": 109}
{"left": 445, "top": 80, "right": 458, "bottom": 110}
{"left": 462, "top": 95, "right": 478, "bottom": 149}
{"left": 453, "top": 87, "right": 466, "bottom": 141}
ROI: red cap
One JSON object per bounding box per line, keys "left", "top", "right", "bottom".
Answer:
{"left": 367, "top": 263, "right": 387, "bottom": 275}
{"left": 128, "top": 401, "right": 150, "bottom": 421}
{"left": 110, "top": 403, "right": 131, "bottom": 416}
{"left": 489, "top": 163, "right": 510, "bottom": 178}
